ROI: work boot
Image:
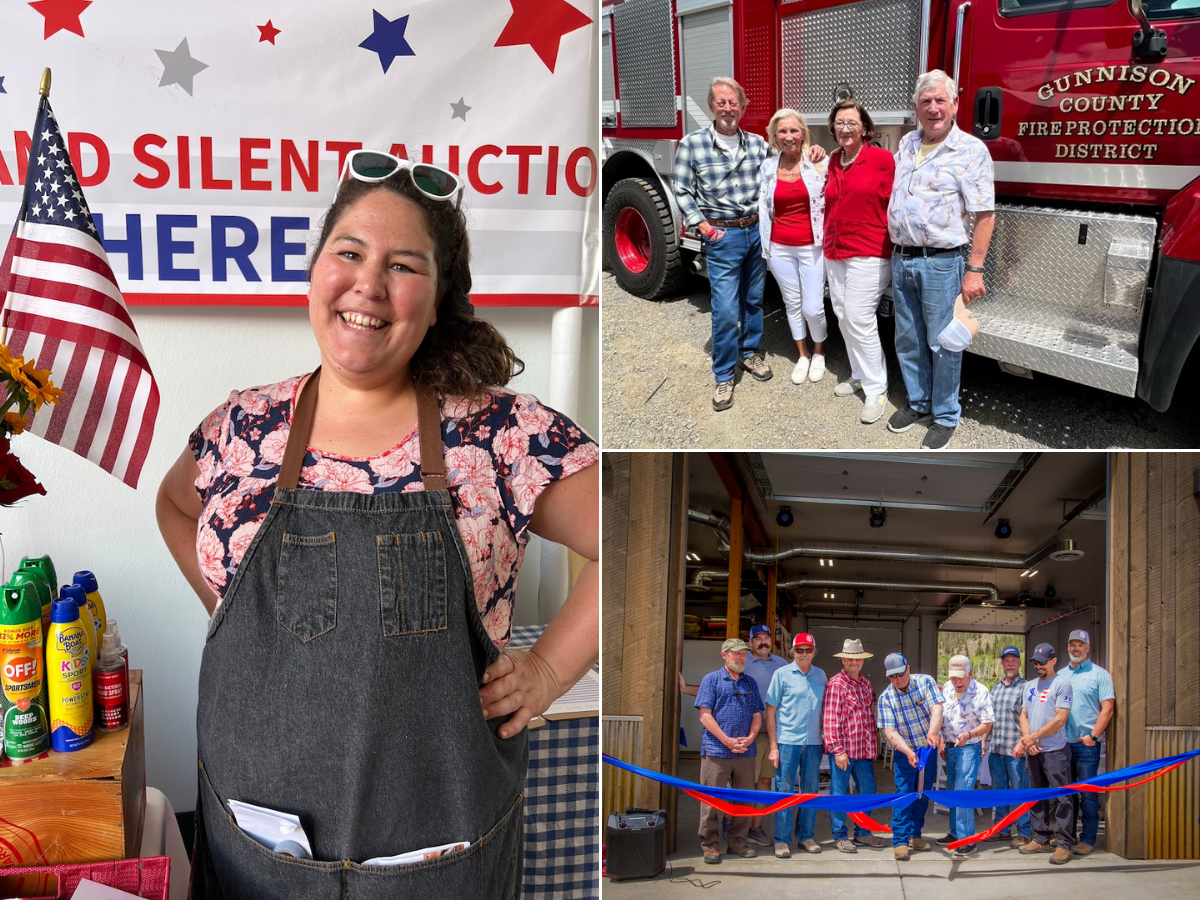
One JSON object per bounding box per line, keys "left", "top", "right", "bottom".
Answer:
{"left": 741, "top": 353, "right": 773, "bottom": 381}
{"left": 728, "top": 845, "right": 757, "bottom": 859}
{"left": 799, "top": 839, "right": 821, "bottom": 854}
{"left": 1050, "top": 848, "right": 1072, "bottom": 865}
{"left": 1019, "top": 841, "right": 1050, "bottom": 854}
{"left": 1011, "top": 835, "right": 1031, "bottom": 849}
{"left": 894, "top": 844, "right": 910, "bottom": 861}
{"left": 835, "top": 838, "right": 857, "bottom": 853}
{"left": 908, "top": 838, "right": 931, "bottom": 852}
{"left": 1072, "top": 842, "right": 1093, "bottom": 855}
{"left": 774, "top": 842, "right": 791, "bottom": 859}
{"left": 704, "top": 849, "right": 721, "bottom": 864}
{"left": 854, "top": 834, "right": 889, "bottom": 848}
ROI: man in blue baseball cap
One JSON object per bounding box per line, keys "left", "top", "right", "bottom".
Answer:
{"left": 877, "top": 652, "right": 944, "bottom": 860}
{"left": 988, "top": 645, "right": 1032, "bottom": 848}
{"left": 742, "top": 623, "right": 789, "bottom": 846}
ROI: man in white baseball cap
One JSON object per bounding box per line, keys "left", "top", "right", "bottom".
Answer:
{"left": 937, "top": 655, "right": 994, "bottom": 859}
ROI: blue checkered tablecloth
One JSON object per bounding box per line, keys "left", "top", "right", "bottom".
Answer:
{"left": 509, "top": 624, "right": 599, "bottom": 899}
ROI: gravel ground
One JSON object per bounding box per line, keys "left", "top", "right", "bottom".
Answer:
{"left": 601, "top": 271, "right": 1200, "bottom": 450}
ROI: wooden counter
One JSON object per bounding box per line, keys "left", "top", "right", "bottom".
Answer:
{"left": 0, "top": 670, "right": 145, "bottom": 866}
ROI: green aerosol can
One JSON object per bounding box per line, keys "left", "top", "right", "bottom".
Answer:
{"left": 1, "top": 582, "right": 51, "bottom": 762}
{"left": 7, "top": 570, "right": 53, "bottom": 646}
{"left": 17, "top": 556, "right": 58, "bottom": 638}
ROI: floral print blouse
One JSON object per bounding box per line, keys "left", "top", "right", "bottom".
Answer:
{"left": 188, "top": 375, "right": 597, "bottom": 647}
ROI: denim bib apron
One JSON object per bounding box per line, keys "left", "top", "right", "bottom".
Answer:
{"left": 190, "top": 369, "right": 527, "bottom": 899}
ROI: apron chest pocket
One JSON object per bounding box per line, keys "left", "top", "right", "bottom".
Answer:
{"left": 277, "top": 532, "right": 338, "bottom": 642}
{"left": 377, "top": 532, "right": 448, "bottom": 635}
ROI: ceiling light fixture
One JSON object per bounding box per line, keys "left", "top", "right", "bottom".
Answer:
{"left": 869, "top": 505, "right": 888, "bottom": 528}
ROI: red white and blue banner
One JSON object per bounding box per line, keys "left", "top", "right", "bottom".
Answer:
{"left": 0, "top": 1, "right": 599, "bottom": 307}
{"left": 605, "top": 746, "right": 1200, "bottom": 848}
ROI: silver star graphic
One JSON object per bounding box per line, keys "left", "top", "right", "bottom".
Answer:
{"left": 156, "top": 38, "right": 209, "bottom": 96}
{"left": 40, "top": 129, "right": 52, "bottom": 141}
{"left": 48, "top": 142, "right": 62, "bottom": 156}
{"left": 36, "top": 153, "right": 46, "bottom": 166}
{"left": 64, "top": 209, "right": 77, "bottom": 222}
{"left": 450, "top": 97, "right": 472, "bottom": 121}
{"left": 31, "top": 204, "right": 42, "bottom": 217}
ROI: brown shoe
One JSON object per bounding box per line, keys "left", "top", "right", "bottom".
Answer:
{"left": 741, "top": 353, "right": 773, "bottom": 381}
{"left": 704, "top": 849, "right": 721, "bottom": 864}
{"left": 1050, "top": 848, "right": 1072, "bottom": 865}
{"left": 894, "top": 845, "right": 910, "bottom": 861}
{"left": 774, "top": 842, "right": 791, "bottom": 859}
{"left": 908, "top": 838, "right": 931, "bottom": 852}
{"left": 1011, "top": 836, "right": 1030, "bottom": 849}
{"left": 728, "top": 845, "right": 757, "bottom": 858}
{"left": 835, "top": 838, "right": 858, "bottom": 853}
{"left": 1072, "top": 842, "right": 1093, "bottom": 855}
{"left": 1019, "top": 841, "right": 1049, "bottom": 854}
{"left": 799, "top": 839, "right": 821, "bottom": 854}
{"left": 713, "top": 380, "right": 734, "bottom": 411}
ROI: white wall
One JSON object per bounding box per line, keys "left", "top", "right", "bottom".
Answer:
{"left": 0, "top": 303, "right": 598, "bottom": 812}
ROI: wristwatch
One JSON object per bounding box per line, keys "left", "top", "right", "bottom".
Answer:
{"left": 965, "top": 264, "right": 985, "bottom": 274}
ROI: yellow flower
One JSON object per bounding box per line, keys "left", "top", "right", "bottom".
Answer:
{"left": 18, "top": 360, "right": 66, "bottom": 411}
{"left": 0, "top": 344, "right": 25, "bottom": 381}
{"left": 2, "top": 412, "right": 25, "bottom": 435}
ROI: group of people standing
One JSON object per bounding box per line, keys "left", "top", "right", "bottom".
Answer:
{"left": 673, "top": 70, "right": 995, "bottom": 449}
{"left": 683, "top": 627, "right": 1114, "bottom": 867}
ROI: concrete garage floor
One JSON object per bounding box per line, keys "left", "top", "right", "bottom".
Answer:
{"left": 605, "top": 756, "right": 1200, "bottom": 899}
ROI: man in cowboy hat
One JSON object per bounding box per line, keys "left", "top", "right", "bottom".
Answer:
{"left": 822, "top": 638, "right": 889, "bottom": 853}
{"left": 695, "top": 637, "right": 766, "bottom": 863}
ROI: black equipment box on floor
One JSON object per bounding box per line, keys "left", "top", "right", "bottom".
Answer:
{"left": 606, "top": 807, "right": 668, "bottom": 881}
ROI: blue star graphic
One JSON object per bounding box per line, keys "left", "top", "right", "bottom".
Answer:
{"left": 359, "top": 10, "right": 415, "bottom": 73}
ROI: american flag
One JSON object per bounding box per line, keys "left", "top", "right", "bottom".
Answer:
{"left": 0, "top": 94, "right": 159, "bottom": 489}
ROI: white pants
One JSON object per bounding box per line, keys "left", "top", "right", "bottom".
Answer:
{"left": 768, "top": 243, "right": 827, "bottom": 343}
{"left": 826, "top": 255, "right": 891, "bottom": 396}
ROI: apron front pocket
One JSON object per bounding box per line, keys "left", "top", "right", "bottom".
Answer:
{"left": 377, "top": 532, "right": 448, "bottom": 635}
{"left": 277, "top": 531, "right": 338, "bottom": 642}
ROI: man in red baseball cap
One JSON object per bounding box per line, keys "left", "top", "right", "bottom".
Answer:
{"left": 764, "top": 633, "right": 828, "bottom": 857}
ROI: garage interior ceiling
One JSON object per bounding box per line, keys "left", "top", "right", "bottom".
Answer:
{"left": 686, "top": 452, "right": 1108, "bottom": 628}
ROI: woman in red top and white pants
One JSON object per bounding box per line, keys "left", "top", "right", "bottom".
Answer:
{"left": 758, "top": 110, "right": 829, "bottom": 385}
{"left": 823, "top": 99, "right": 897, "bottom": 424}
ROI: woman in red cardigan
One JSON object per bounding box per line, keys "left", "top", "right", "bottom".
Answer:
{"left": 822, "top": 100, "right": 896, "bottom": 425}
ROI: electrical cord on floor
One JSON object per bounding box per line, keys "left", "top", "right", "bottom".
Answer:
{"left": 665, "top": 854, "right": 721, "bottom": 889}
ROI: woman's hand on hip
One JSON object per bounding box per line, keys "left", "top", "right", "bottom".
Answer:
{"left": 479, "top": 647, "right": 564, "bottom": 739}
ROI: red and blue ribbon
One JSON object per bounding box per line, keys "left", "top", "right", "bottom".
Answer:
{"left": 603, "top": 746, "right": 1200, "bottom": 848}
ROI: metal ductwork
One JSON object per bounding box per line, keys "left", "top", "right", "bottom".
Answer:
{"left": 743, "top": 532, "right": 1083, "bottom": 570}
{"left": 778, "top": 576, "right": 1001, "bottom": 606}
{"left": 688, "top": 508, "right": 731, "bottom": 545}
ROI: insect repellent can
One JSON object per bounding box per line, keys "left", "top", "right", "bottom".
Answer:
{"left": 1, "top": 583, "right": 50, "bottom": 761}
{"left": 8, "top": 569, "right": 53, "bottom": 644}
{"left": 72, "top": 571, "right": 107, "bottom": 647}
{"left": 46, "top": 597, "right": 93, "bottom": 752}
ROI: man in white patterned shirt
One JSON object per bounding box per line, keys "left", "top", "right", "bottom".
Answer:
{"left": 937, "top": 655, "right": 993, "bottom": 858}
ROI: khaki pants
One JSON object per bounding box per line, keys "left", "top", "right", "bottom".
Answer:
{"left": 753, "top": 732, "right": 776, "bottom": 782}
{"left": 699, "top": 755, "right": 756, "bottom": 852}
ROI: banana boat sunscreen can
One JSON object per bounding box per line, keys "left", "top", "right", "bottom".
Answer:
{"left": 1, "top": 583, "right": 50, "bottom": 761}
{"left": 18, "top": 556, "right": 57, "bottom": 638}
{"left": 9, "top": 569, "right": 53, "bottom": 644}
{"left": 72, "top": 571, "right": 107, "bottom": 646}
{"left": 47, "top": 595, "right": 93, "bottom": 752}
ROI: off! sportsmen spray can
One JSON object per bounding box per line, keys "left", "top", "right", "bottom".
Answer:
{"left": 1, "top": 583, "right": 50, "bottom": 762}
{"left": 17, "top": 556, "right": 57, "bottom": 638}
{"left": 46, "top": 596, "right": 93, "bottom": 752}
{"left": 8, "top": 569, "right": 53, "bottom": 645}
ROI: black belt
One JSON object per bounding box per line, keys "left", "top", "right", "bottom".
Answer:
{"left": 707, "top": 214, "right": 759, "bottom": 228}
{"left": 895, "top": 245, "right": 965, "bottom": 258}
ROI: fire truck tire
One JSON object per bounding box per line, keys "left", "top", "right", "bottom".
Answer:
{"left": 603, "top": 177, "right": 686, "bottom": 299}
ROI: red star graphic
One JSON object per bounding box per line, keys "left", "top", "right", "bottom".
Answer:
{"left": 28, "top": 0, "right": 92, "bottom": 39}
{"left": 495, "top": 0, "right": 591, "bottom": 74}
{"left": 257, "top": 20, "right": 281, "bottom": 45}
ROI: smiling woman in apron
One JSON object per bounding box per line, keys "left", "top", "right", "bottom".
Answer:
{"left": 155, "top": 152, "right": 599, "bottom": 899}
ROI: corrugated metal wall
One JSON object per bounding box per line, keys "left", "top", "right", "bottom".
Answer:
{"left": 602, "top": 716, "right": 644, "bottom": 823}
{"left": 1109, "top": 453, "right": 1200, "bottom": 859}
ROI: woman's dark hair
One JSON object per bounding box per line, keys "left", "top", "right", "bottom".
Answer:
{"left": 308, "top": 172, "right": 523, "bottom": 399}
{"left": 827, "top": 99, "right": 877, "bottom": 142}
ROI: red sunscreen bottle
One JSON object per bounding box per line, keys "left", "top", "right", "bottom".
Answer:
{"left": 95, "top": 631, "right": 129, "bottom": 731}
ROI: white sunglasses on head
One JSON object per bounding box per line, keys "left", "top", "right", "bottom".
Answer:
{"left": 337, "top": 149, "right": 465, "bottom": 208}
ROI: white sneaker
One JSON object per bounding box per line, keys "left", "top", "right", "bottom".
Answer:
{"left": 791, "top": 357, "right": 811, "bottom": 384}
{"left": 860, "top": 393, "right": 887, "bottom": 424}
{"left": 808, "top": 354, "right": 826, "bottom": 382}
{"left": 834, "top": 379, "right": 861, "bottom": 397}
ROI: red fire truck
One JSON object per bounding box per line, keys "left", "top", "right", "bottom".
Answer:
{"left": 601, "top": 0, "right": 1200, "bottom": 409}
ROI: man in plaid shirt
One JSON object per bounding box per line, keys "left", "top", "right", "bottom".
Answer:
{"left": 878, "top": 652, "right": 944, "bottom": 860}
{"left": 822, "top": 638, "right": 889, "bottom": 852}
{"left": 988, "top": 646, "right": 1031, "bottom": 847}
{"left": 673, "top": 76, "right": 774, "bottom": 412}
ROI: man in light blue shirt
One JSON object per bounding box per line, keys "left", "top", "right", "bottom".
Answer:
{"left": 1060, "top": 629, "right": 1115, "bottom": 855}
{"left": 765, "top": 632, "right": 828, "bottom": 858}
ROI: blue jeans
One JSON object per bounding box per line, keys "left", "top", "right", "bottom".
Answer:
{"left": 892, "top": 252, "right": 965, "bottom": 426}
{"left": 705, "top": 225, "right": 765, "bottom": 382}
{"left": 891, "top": 750, "right": 938, "bottom": 846}
{"left": 774, "top": 744, "right": 823, "bottom": 844}
{"left": 988, "top": 751, "right": 1032, "bottom": 838}
{"left": 1069, "top": 740, "right": 1102, "bottom": 844}
{"left": 944, "top": 743, "right": 982, "bottom": 839}
{"left": 828, "top": 755, "right": 876, "bottom": 840}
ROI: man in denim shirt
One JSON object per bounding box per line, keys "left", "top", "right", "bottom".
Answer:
{"left": 695, "top": 637, "right": 765, "bottom": 863}
{"left": 988, "top": 646, "right": 1032, "bottom": 848}
{"left": 1060, "top": 629, "right": 1115, "bottom": 855}
{"left": 886, "top": 69, "right": 995, "bottom": 450}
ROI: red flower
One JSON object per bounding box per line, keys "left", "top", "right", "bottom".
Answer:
{"left": 0, "top": 436, "right": 47, "bottom": 506}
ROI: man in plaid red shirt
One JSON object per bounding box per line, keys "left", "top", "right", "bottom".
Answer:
{"left": 822, "top": 638, "right": 889, "bottom": 852}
